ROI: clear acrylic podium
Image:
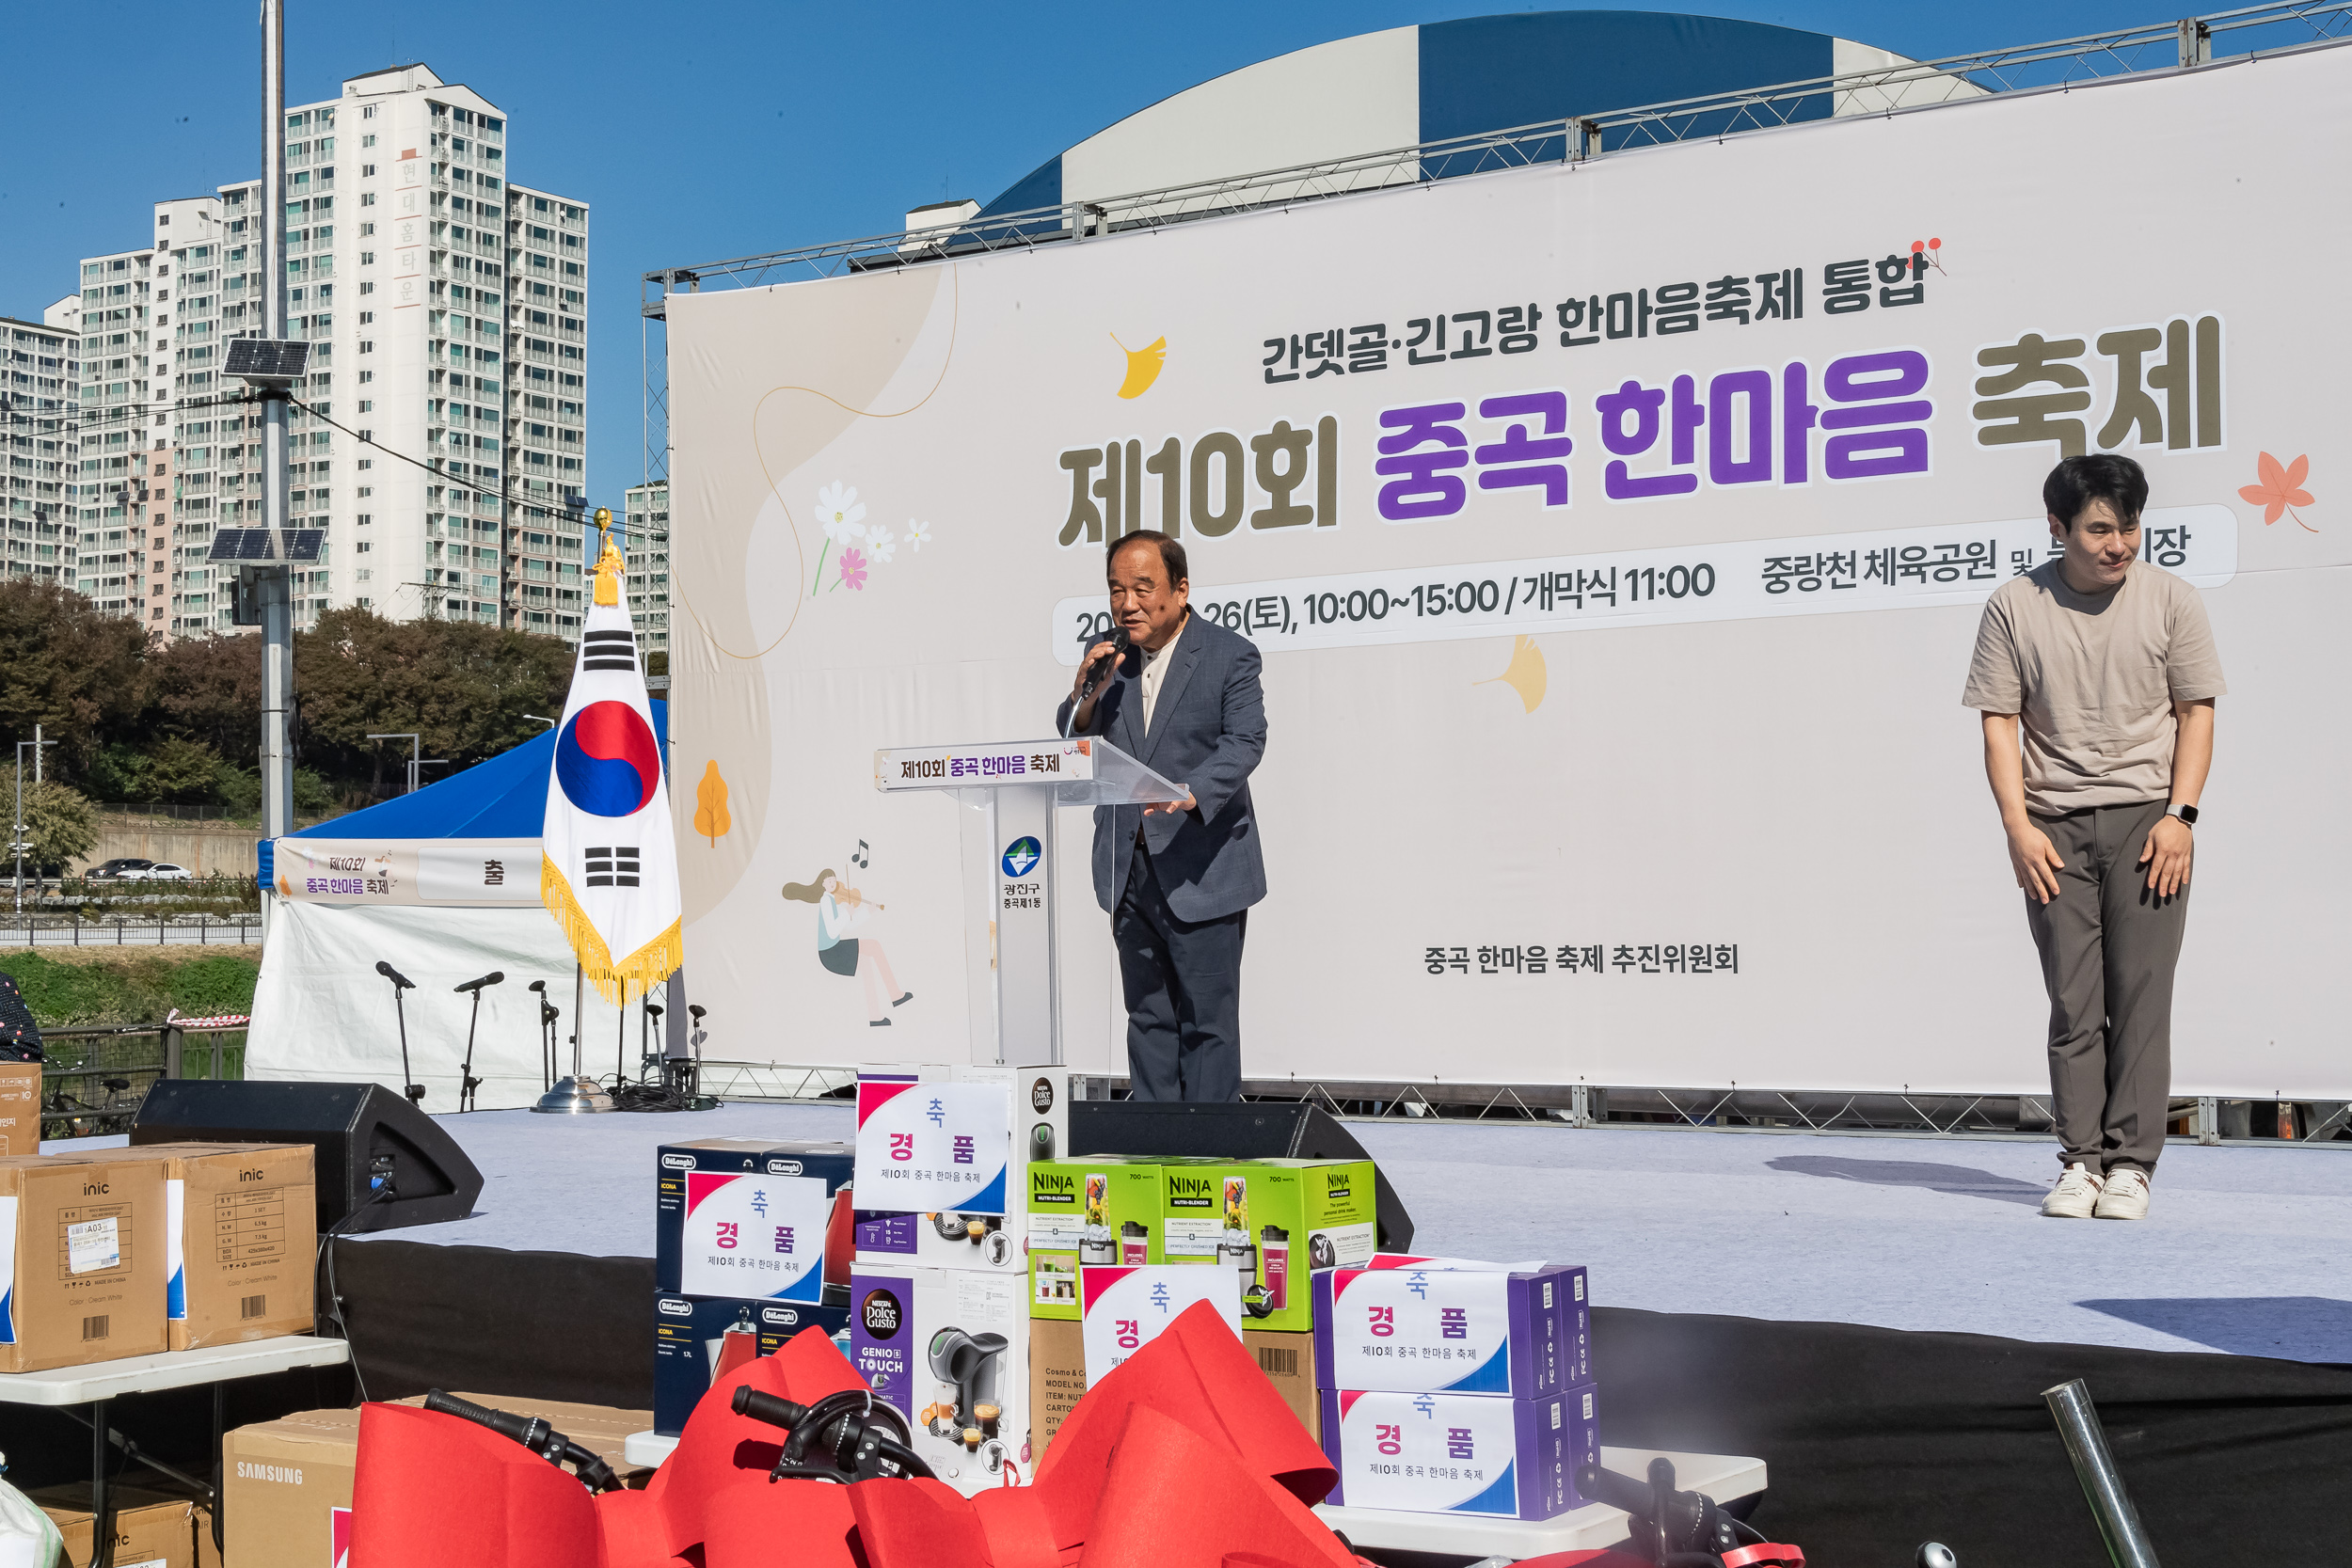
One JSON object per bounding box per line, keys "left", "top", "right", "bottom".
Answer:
{"left": 874, "top": 737, "right": 1186, "bottom": 1067}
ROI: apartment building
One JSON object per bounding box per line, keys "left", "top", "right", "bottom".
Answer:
{"left": 68, "top": 63, "right": 592, "bottom": 641}
{"left": 0, "top": 312, "right": 78, "bottom": 586}
{"left": 623, "top": 479, "right": 668, "bottom": 657}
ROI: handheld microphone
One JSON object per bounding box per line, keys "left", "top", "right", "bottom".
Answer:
{"left": 644, "top": 1004, "right": 663, "bottom": 1020}
{"left": 1081, "top": 626, "right": 1132, "bottom": 695}
{"left": 528, "top": 980, "right": 547, "bottom": 992}
{"left": 453, "top": 971, "right": 505, "bottom": 994}
{"left": 374, "top": 960, "right": 415, "bottom": 990}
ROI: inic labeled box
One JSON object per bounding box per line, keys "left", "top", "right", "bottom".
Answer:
{"left": 0, "top": 1153, "right": 167, "bottom": 1371}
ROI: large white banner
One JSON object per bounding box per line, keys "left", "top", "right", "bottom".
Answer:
{"left": 667, "top": 45, "right": 2352, "bottom": 1097}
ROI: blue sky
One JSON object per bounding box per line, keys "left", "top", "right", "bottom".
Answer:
{"left": 0, "top": 1, "right": 2210, "bottom": 508}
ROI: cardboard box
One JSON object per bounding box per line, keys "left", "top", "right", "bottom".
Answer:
{"left": 1319, "top": 1383, "right": 1600, "bottom": 1520}
{"left": 849, "top": 1264, "right": 1026, "bottom": 1494}
{"left": 1029, "top": 1314, "right": 1320, "bottom": 1459}
{"left": 1025, "top": 1159, "right": 1162, "bottom": 1319}
{"left": 1159, "top": 1159, "right": 1377, "bottom": 1331}
{"left": 655, "top": 1138, "right": 853, "bottom": 1300}
{"left": 853, "top": 1067, "right": 1093, "bottom": 1277}
{"left": 652, "top": 1291, "right": 850, "bottom": 1437}
{"left": 145, "top": 1143, "right": 315, "bottom": 1352}
{"left": 0, "top": 1063, "right": 39, "bottom": 1155}
{"left": 1313, "top": 1260, "right": 1589, "bottom": 1396}
{"left": 0, "top": 1153, "right": 168, "bottom": 1371}
{"left": 31, "top": 1482, "right": 217, "bottom": 1568}
{"left": 224, "top": 1395, "right": 655, "bottom": 1566}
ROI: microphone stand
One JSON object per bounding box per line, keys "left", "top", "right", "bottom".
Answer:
{"left": 460, "top": 986, "right": 485, "bottom": 1112}
{"left": 453, "top": 974, "right": 502, "bottom": 1113}
{"left": 532, "top": 960, "right": 613, "bottom": 1114}
{"left": 382, "top": 971, "right": 422, "bottom": 1105}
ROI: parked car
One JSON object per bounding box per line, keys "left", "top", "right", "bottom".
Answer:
{"left": 88, "top": 858, "right": 156, "bottom": 880}
{"left": 120, "top": 863, "right": 192, "bottom": 881}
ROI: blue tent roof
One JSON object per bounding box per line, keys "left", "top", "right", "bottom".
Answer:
{"left": 291, "top": 701, "right": 668, "bottom": 841}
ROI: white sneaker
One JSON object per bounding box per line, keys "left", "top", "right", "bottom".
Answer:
{"left": 2042, "top": 1163, "right": 2103, "bottom": 1218}
{"left": 2094, "top": 1167, "right": 2151, "bottom": 1220}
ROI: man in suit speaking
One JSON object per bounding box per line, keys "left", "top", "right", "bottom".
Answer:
{"left": 1057, "top": 531, "right": 1266, "bottom": 1101}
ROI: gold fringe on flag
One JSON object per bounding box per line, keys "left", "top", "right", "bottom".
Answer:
{"left": 541, "top": 854, "right": 683, "bottom": 1006}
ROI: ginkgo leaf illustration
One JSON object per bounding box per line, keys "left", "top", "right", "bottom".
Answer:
{"left": 1112, "top": 334, "right": 1167, "bottom": 399}
{"left": 693, "top": 760, "right": 732, "bottom": 845}
{"left": 1474, "top": 635, "right": 1548, "bottom": 713}
{"left": 2238, "top": 451, "right": 2316, "bottom": 531}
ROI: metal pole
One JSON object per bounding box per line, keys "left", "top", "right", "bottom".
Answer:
{"left": 2043, "top": 1379, "right": 2161, "bottom": 1568}
{"left": 573, "top": 961, "right": 584, "bottom": 1078}
{"left": 258, "top": 0, "right": 294, "bottom": 943}
{"left": 12, "top": 747, "right": 20, "bottom": 915}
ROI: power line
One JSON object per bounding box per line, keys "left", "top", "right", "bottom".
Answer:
{"left": 288, "top": 394, "right": 586, "bottom": 525}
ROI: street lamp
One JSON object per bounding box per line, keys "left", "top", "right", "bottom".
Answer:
{"left": 14, "top": 725, "right": 58, "bottom": 914}
{"left": 364, "top": 733, "right": 446, "bottom": 795}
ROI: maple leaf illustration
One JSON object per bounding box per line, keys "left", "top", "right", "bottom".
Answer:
{"left": 2238, "top": 451, "right": 2316, "bottom": 531}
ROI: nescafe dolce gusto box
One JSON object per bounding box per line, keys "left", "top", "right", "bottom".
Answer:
{"left": 1026, "top": 1159, "right": 1163, "bottom": 1321}
{"left": 1158, "top": 1159, "right": 1376, "bottom": 1332}
{"left": 850, "top": 1264, "right": 1029, "bottom": 1494}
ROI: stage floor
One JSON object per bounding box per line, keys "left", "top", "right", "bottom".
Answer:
{"left": 86, "top": 1103, "right": 2346, "bottom": 1361}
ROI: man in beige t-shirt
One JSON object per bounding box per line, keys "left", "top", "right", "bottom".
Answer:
{"left": 1963, "top": 453, "right": 2223, "bottom": 1222}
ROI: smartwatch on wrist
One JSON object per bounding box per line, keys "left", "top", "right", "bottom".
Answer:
{"left": 2168, "top": 803, "right": 2199, "bottom": 826}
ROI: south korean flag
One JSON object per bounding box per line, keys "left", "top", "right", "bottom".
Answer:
{"left": 540, "top": 527, "right": 680, "bottom": 1003}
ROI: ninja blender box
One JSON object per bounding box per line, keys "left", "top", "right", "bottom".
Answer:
{"left": 850, "top": 1263, "right": 1029, "bottom": 1495}
{"left": 1026, "top": 1159, "right": 1163, "bottom": 1320}
{"left": 1319, "top": 1383, "right": 1600, "bottom": 1520}
{"left": 852, "top": 1068, "right": 1035, "bottom": 1275}
{"left": 1158, "top": 1158, "right": 1377, "bottom": 1332}
{"left": 1312, "top": 1259, "right": 1589, "bottom": 1396}
{"left": 655, "top": 1138, "right": 854, "bottom": 1301}
{"left": 652, "top": 1291, "right": 851, "bottom": 1437}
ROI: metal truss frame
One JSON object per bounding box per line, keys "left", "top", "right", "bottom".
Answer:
{"left": 643, "top": 4, "right": 2352, "bottom": 473}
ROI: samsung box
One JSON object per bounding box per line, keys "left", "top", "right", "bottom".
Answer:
{"left": 0, "top": 1153, "right": 168, "bottom": 1371}
{"left": 1026, "top": 1159, "right": 1162, "bottom": 1319}
{"left": 655, "top": 1138, "right": 853, "bottom": 1300}
{"left": 652, "top": 1291, "right": 850, "bottom": 1437}
{"left": 850, "top": 1263, "right": 1028, "bottom": 1494}
{"left": 226, "top": 1395, "right": 655, "bottom": 1564}
{"left": 1319, "top": 1384, "right": 1600, "bottom": 1520}
{"left": 1313, "top": 1259, "right": 1588, "bottom": 1396}
{"left": 1159, "top": 1159, "right": 1376, "bottom": 1331}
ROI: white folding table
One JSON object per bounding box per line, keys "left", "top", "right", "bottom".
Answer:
{"left": 0, "top": 1335, "right": 351, "bottom": 1568}
{"left": 1317, "top": 1446, "right": 1768, "bottom": 1563}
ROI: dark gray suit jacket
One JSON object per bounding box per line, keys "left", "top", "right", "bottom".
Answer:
{"left": 1055, "top": 611, "right": 1268, "bottom": 922}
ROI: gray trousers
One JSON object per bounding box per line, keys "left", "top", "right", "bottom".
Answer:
{"left": 2025, "top": 800, "right": 2187, "bottom": 1174}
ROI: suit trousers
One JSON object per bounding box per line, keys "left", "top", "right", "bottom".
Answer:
{"left": 2024, "top": 800, "right": 2188, "bottom": 1175}
{"left": 1113, "top": 837, "right": 1246, "bottom": 1101}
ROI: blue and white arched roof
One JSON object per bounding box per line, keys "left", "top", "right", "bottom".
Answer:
{"left": 980, "top": 10, "right": 1932, "bottom": 217}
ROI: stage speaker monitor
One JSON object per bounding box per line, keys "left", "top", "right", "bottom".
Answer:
{"left": 1067, "top": 1101, "right": 1413, "bottom": 1254}
{"left": 132, "top": 1080, "right": 484, "bottom": 1236}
